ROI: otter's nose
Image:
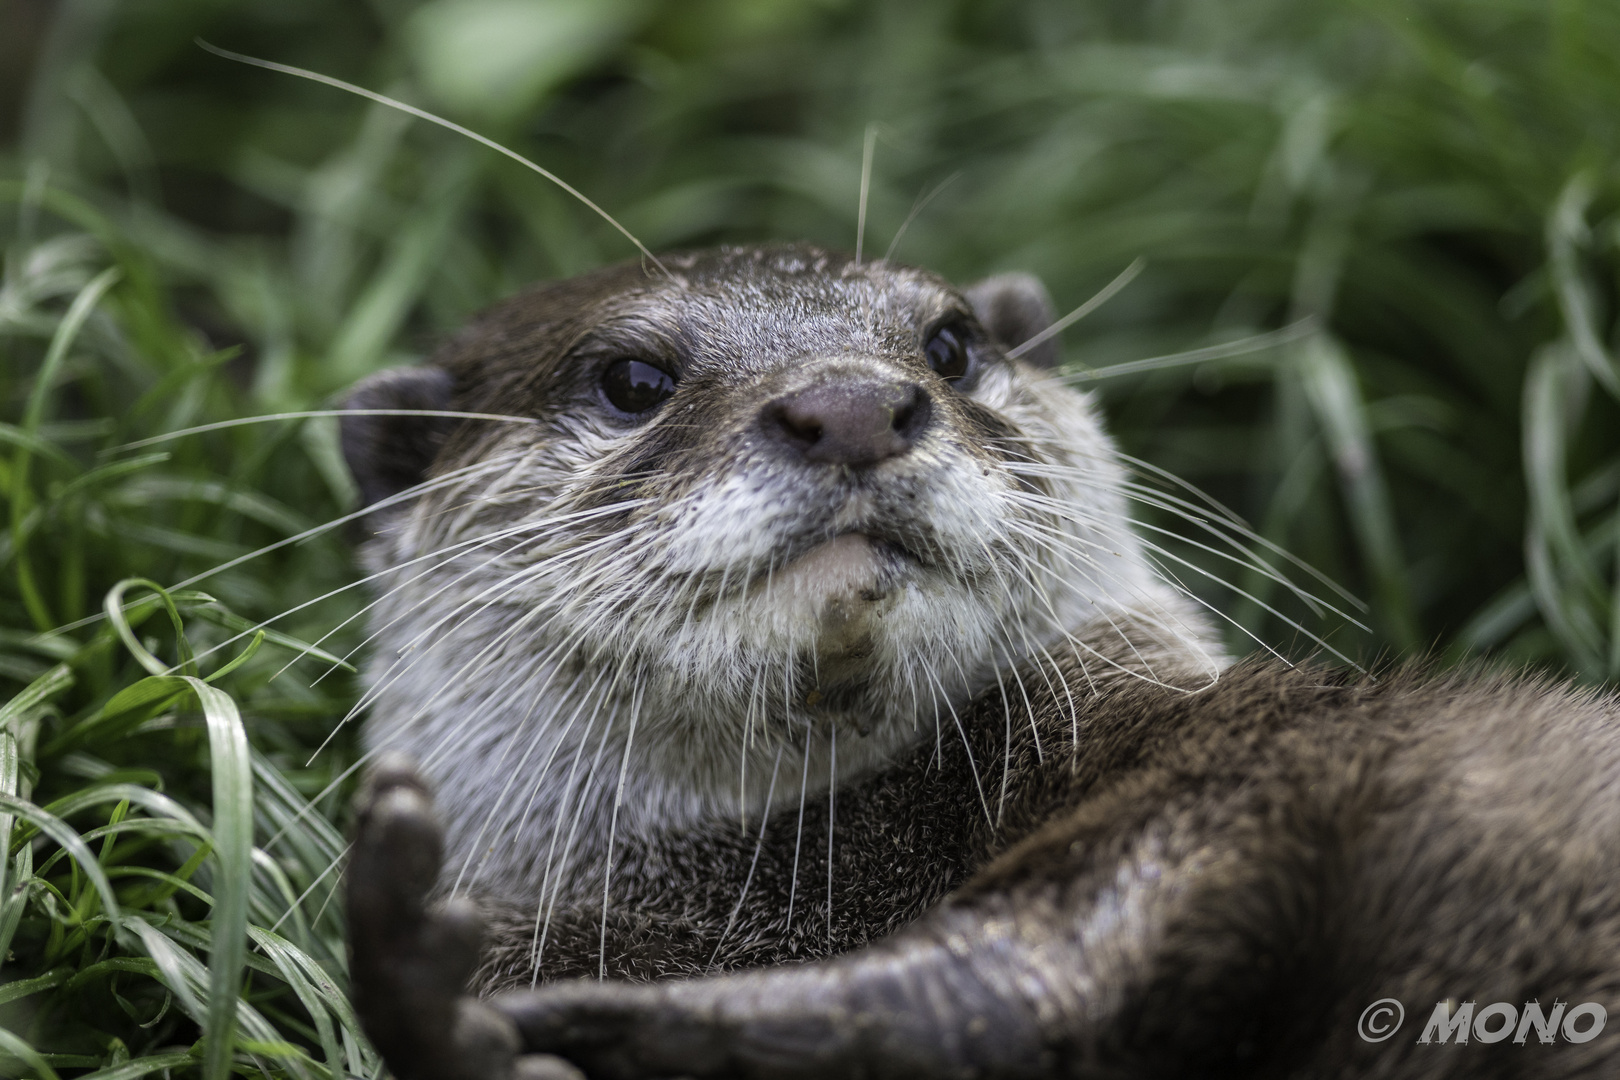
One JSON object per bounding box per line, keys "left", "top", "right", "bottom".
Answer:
{"left": 761, "top": 379, "right": 932, "bottom": 466}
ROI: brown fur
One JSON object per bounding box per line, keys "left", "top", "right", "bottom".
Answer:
{"left": 351, "top": 624, "right": 1620, "bottom": 1077}
{"left": 342, "top": 246, "right": 1620, "bottom": 1079}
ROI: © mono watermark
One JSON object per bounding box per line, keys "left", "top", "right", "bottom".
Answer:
{"left": 1357, "top": 998, "right": 1607, "bottom": 1045}
{"left": 1358, "top": 999, "right": 1404, "bottom": 1042}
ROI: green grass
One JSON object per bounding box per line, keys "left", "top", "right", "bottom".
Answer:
{"left": 3, "top": 0, "right": 1620, "bottom": 1075}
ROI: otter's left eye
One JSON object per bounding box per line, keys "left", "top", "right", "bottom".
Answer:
{"left": 924, "top": 325, "right": 970, "bottom": 382}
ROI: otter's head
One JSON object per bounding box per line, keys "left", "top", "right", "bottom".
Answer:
{"left": 341, "top": 245, "right": 1214, "bottom": 880}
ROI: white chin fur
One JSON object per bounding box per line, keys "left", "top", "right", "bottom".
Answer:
{"left": 775, "top": 533, "right": 882, "bottom": 605}
{"left": 767, "top": 533, "right": 896, "bottom": 659}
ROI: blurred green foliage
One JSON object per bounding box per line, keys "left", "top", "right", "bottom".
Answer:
{"left": 2, "top": 0, "right": 1620, "bottom": 1074}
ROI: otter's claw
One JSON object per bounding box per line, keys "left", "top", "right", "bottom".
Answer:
{"left": 347, "top": 755, "right": 583, "bottom": 1080}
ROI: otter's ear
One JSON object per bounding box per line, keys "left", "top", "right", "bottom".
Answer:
{"left": 965, "top": 272, "right": 1059, "bottom": 368}
{"left": 340, "top": 367, "right": 455, "bottom": 509}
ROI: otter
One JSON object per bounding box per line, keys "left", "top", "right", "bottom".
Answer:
{"left": 339, "top": 245, "right": 1620, "bottom": 1079}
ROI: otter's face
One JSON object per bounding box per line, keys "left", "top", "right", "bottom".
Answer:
{"left": 342, "top": 245, "right": 1198, "bottom": 844}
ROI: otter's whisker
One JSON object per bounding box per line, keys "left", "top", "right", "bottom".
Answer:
{"left": 522, "top": 682, "right": 615, "bottom": 972}
{"left": 1006, "top": 258, "right": 1146, "bottom": 362}
{"left": 854, "top": 122, "right": 878, "bottom": 266}
{"left": 785, "top": 726, "right": 813, "bottom": 935}
{"left": 882, "top": 171, "right": 961, "bottom": 264}
{"left": 920, "top": 662, "right": 993, "bottom": 829}
{"left": 534, "top": 696, "right": 619, "bottom": 978}
{"left": 709, "top": 742, "right": 784, "bottom": 971}
{"left": 826, "top": 722, "right": 837, "bottom": 951}
{"left": 447, "top": 663, "right": 593, "bottom": 895}
{"left": 598, "top": 672, "right": 647, "bottom": 979}
{"left": 109, "top": 407, "right": 539, "bottom": 453}
{"left": 301, "top": 503, "right": 633, "bottom": 687}
{"left": 1113, "top": 448, "right": 1365, "bottom": 609}
{"left": 348, "top": 511, "right": 669, "bottom": 739}
{"left": 47, "top": 452, "right": 520, "bottom": 639}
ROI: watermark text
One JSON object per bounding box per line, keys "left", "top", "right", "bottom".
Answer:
{"left": 1357, "top": 998, "right": 1606, "bottom": 1045}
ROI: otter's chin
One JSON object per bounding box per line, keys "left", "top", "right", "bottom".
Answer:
{"left": 778, "top": 533, "right": 885, "bottom": 599}
{"left": 769, "top": 533, "right": 901, "bottom": 656}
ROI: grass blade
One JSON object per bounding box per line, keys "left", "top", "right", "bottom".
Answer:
{"left": 183, "top": 676, "right": 254, "bottom": 1080}
{"left": 75, "top": 1051, "right": 198, "bottom": 1080}
{"left": 0, "top": 1028, "right": 63, "bottom": 1080}
{"left": 11, "top": 266, "right": 122, "bottom": 631}
{"left": 0, "top": 793, "right": 122, "bottom": 926}
{"left": 1297, "top": 332, "right": 1416, "bottom": 648}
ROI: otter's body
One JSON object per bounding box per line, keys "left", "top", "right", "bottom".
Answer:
{"left": 341, "top": 246, "right": 1620, "bottom": 1078}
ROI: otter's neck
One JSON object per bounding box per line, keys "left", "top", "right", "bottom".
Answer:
{"left": 462, "top": 607, "right": 1224, "bottom": 989}
{"left": 361, "top": 597, "right": 1222, "bottom": 914}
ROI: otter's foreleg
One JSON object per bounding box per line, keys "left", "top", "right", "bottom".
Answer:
{"left": 489, "top": 849, "right": 1311, "bottom": 1078}
{"left": 491, "top": 910, "right": 1054, "bottom": 1078}
{"left": 486, "top": 880, "right": 1296, "bottom": 1080}
{"left": 349, "top": 761, "right": 1312, "bottom": 1079}
{"left": 347, "top": 758, "right": 584, "bottom": 1080}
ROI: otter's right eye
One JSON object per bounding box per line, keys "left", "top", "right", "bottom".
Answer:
{"left": 924, "top": 324, "right": 970, "bottom": 382}
{"left": 601, "top": 359, "right": 676, "bottom": 415}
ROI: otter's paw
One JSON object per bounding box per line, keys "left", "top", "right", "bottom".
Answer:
{"left": 494, "top": 982, "right": 728, "bottom": 1080}
{"left": 347, "top": 755, "right": 583, "bottom": 1080}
